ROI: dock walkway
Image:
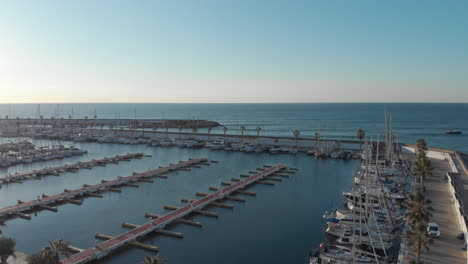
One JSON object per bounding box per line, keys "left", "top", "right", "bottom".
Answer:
{"left": 0, "top": 153, "right": 145, "bottom": 185}
{"left": 401, "top": 157, "right": 467, "bottom": 264}
{"left": 421, "top": 158, "right": 466, "bottom": 263}
{"left": 0, "top": 158, "right": 208, "bottom": 219}
{"left": 61, "top": 164, "right": 286, "bottom": 264}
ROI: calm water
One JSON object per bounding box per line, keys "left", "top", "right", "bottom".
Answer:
{"left": 0, "top": 103, "right": 466, "bottom": 264}
{"left": 1, "top": 139, "right": 355, "bottom": 264}
{"left": 1, "top": 103, "right": 467, "bottom": 151}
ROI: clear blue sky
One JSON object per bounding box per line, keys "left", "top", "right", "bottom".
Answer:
{"left": 0, "top": 0, "right": 467, "bottom": 103}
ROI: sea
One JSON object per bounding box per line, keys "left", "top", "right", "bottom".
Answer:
{"left": 0, "top": 103, "right": 466, "bottom": 264}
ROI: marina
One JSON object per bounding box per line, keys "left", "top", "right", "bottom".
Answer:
{"left": 0, "top": 115, "right": 466, "bottom": 263}
{"left": 1, "top": 1, "right": 467, "bottom": 262}
{"left": 0, "top": 141, "right": 87, "bottom": 168}
{"left": 0, "top": 153, "right": 145, "bottom": 186}
{"left": 0, "top": 158, "right": 209, "bottom": 221}
{"left": 61, "top": 164, "right": 293, "bottom": 264}
{"left": 0, "top": 121, "right": 365, "bottom": 159}
{"left": 0, "top": 109, "right": 466, "bottom": 264}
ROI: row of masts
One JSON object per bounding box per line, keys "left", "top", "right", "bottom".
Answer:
{"left": 311, "top": 113, "right": 410, "bottom": 264}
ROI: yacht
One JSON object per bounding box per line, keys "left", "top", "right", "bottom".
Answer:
{"left": 446, "top": 130, "right": 462, "bottom": 135}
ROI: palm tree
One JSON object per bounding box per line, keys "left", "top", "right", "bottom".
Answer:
{"left": 356, "top": 129, "right": 365, "bottom": 150}
{"left": 0, "top": 237, "right": 16, "bottom": 263}
{"left": 256, "top": 127, "right": 262, "bottom": 145}
{"left": 414, "top": 157, "right": 432, "bottom": 191}
{"left": 15, "top": 121, "right": 20, "bottom": 136}
{"left": 223, "top": 126, "right": 228, "bottom": 142}
{"left": 139, "top": 256, "right": 162, "bottom": 264}
{"left": 314, "top": 132, "right": 320, "bottom": 150}
{"left": 42, "top": 240, "right": 70, "bottom": 262}
{"left": 293, "top": 130, "right": 300, "bottom": 148}
{"left": 240, "top": 126, "right": 245, "bottom": 143}
{"left": 416, "top": 138, "right": 428, "bottom": 153}
{"left": 403, "top": 191, "right": 432, "bottom": 225}
{"left": 405, "top": 222, "right": 432, "bottom": 264}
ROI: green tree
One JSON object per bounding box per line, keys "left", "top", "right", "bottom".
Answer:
{"left": 42, "top": 240, "right": 70, "bottom": 262}
{"left": 356, "top": 129, "right": 365, "bottom": 150}
{"left": 293, "top": 130, "right": 300, "bottom": 148}
{"left": 0, "top": 237, "right": 16, "bottom": 262}
{"left": 240, "top": 126, "right": 245, "bottom": 143}
{"left": 256, "top": 127, "right": 262, "bottom": 145}
{"left": 405, "top": 222, "right": 432, "bottom": 264}
{"left": 403, "top": 191, "right": 432, "bottom": 225}
{"left": 414, "top": 157, "right": 432, "bottom": 190}
{"left": 416, "top": 138, "right": 428, "bottom": 153}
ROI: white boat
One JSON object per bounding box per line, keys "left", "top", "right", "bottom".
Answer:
{"left": 159, "top": 138, "right": 175, "bottom": 147}
{"left": 331, "top": 151, "right": 341, "bottom": 159}
{"left": 326, "top": 224, "right": 395, "bottom": 241}
{"left": 243, "top": 144, "right": 255, "bottom": 152}
{"left": 313, "top": 244, "right": 391, "bottom": 264}
{"left": 97, "top": 134, "right": 118, "bottom": 143}
{"left": 185, "top": 140, "right": 204, "bottom": 148}
{"left": 254, "top": 145, "right": 268, "bottom": 153}
{"left": 336, "top": 235, "right": 393, "bottom": 250}
{"left": 269, "top": 146, "right": 282, "bottom": 154}
{"left": 289, "top": 148, "right": 298, "bottom": 154}
{"left": 205, "top": 141, "right": 224, "bottom": 150}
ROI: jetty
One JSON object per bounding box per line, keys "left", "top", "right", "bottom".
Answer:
{"left": 0, "top": 153, "right": 146, "bottom": 186}
{"left": 0, "top": 158, "right": 209, "bottom": 220}
{"left": 61, "top": 164, "right": 294, "bottom": 264}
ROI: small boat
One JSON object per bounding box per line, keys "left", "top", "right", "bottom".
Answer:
{"left": 446, "top": 130, "right": 462, "bottom": 135}
{"left": 269, "top": 146, "right": 282, "bottom": 154}
{"left": 242, "top": 144, "right": 255, "bottom": 153}
{"left": 159, "top": 138, "right": 175, "bottom": 147}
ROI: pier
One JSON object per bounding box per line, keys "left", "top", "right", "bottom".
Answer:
{"left": 61, "top": 164, "right": 293, "bottom": 264}
{"left": 0, "top": 158, "right": 209, "bottom": 220}
{"left": 0, "top": 153, "right": 146, "bottom": 186}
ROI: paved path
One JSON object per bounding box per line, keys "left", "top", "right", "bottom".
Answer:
{"left": 419, "top": 158, "right": 466, "bottom": 264}
{"left": 6, "top": 251, "right": 28, "bottom": 264}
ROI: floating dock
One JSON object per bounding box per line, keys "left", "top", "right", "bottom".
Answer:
{"left": 61, "top": 164, "right": 293, "bottom": 264}
{"left": 0, "top": 153, "right": 146, "bottom": 186}
{"left": 0, "top": 158, "right": 208, "bottom": 220}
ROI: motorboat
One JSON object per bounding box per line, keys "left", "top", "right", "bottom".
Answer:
{"left": 269, "top": 146, "right": 282, "bottom": 154}
{"left": 254, "top": 145, "right": 268, "bottom": 153}
{"left": 185, "top": 140, "right": 204, "bottom": 148}
{"left": 205, "top": 141, "right": 225, "bottom": 150}
{"left": 446, "top": 130, "right": 462, "bottom": 135}
{"left": 159, "top": 138, "right": 175, "bottom": 147}
{"left": 242, "top": 144, "right": 255, "bottom": 153}
{"left": 98, "top": 134, "right": 118, "bottom": 143}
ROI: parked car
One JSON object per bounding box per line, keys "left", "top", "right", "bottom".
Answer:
{"left": 427, "top": 223, "right": 440, "bottom": 238}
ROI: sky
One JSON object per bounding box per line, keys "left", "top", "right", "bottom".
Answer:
{"left": 0, "top": 0, "right": 467, "bottom": 103}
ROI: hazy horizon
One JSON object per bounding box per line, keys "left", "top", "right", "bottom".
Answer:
{"left": 1, "top": 0, "right": 467, "bottom": 103}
